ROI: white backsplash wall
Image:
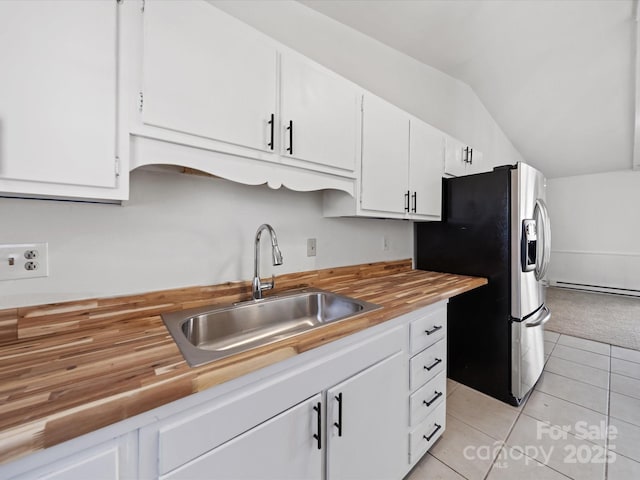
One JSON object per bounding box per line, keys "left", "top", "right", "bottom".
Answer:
{"left": 546, "top": 169, "right": 640, "bottom": 292}
{"left": 0, "top": 169, "right": 412, "bottom": 308}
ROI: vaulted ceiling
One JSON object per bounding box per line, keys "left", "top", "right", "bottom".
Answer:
{"left": 300, "top": 0, "right": 636, "bottom": 178}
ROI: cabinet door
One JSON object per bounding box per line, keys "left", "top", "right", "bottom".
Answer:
{"left": 142, "top": 0, "right": 277, "bottom": 152}
{"left": 162, "top": 395, "right": 322, "bottom": 480}
{"left": 281, "top": 54, "right": 359, "bottom": 173}
{"left": 360, "top": 94, "right": 409, "bottom": 214}
{"left": 444, "top": 136, "right": 468, "bottom": 177}
{"left": 8, "top": 437, "right": 129, "bottom": 480}
{"left": 466, "top": 148, "right": 487, "bottom": 175}
{"left": 326, "top": 353, "right": 405, "bottom": 480}
{"left": 409, "top": 120, "right": 444, "bottom": 218}
{"left": 0, "top": 1, "right": 117, "bottom": 189}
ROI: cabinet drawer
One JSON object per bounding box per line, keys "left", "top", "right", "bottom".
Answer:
{"left": 409, "top": 307, "right": 446, "bottom": 355}
{"left": 409, "top": 371, "right": 446, "bottom": 427}
{"left": 409, "top": 403, "right": 446, "bottom": 464}
{"left": 409, "top": 339, "right": 446, "bottom": 390}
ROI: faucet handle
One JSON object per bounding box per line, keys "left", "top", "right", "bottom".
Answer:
{"left": 259, "top": 275, "right": 275, "bottom": 293}
{"left": 264, "top": 274, "right": 275, "bottom": 291}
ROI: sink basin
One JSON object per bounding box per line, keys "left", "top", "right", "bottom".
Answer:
{"left": 162, "top": 288, "right": 381, "bottom": 367}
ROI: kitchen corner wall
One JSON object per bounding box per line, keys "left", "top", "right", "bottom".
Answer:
{"left": 546, "top": 169, "right": 640, "bottom": 292}
{"left": 0, "top": 169, "right": 412, "bottom": 308}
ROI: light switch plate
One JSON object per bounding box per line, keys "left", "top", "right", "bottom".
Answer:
{"left": 0, "top": 243, "right": 49, "bottom": 280}
{"left": 307, "top": 238, "right": 317, "bottom": 257}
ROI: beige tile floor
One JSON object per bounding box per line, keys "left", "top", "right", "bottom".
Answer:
{"left": 406, "top": 332, "right": 640, "bottom": 480}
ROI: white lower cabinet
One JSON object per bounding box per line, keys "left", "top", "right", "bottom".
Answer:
{"left": 409, "top": 404, "right": 447, "bottom": 464}
{"left": 406, "top": 305, "right": 448, "bottom": 470}
{"left": 326, "top": 353, "right": 405, "bottom": 480}
{"left": 162, "top": 353, "right": 405, "bottom": 480}
{"left": 162, "top": 395, "right": 323, "bottom": 480}
{"left": 8, "top": 435, "right": 135, "bottom": 480}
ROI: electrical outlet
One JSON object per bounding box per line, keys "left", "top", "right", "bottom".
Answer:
{"left": 307, "top": 238, "right": 317, "bottom": 257}
{"left": 383, "top": 236, "right": 390, "bottom": 251}
{"left": 0, "top": 243, "right": 49, "bottom": 280}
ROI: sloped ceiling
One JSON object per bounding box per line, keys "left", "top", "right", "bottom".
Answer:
{"left": 300, "top": 0, "right": 636, "bottom": 178}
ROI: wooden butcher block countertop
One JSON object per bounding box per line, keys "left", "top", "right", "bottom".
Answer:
{"left": 0, "top": 259, "right": 486, "bottom": 464}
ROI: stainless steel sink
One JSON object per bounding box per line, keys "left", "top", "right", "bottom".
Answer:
{"left": 162, "top": 288, "right": 381, "bottom": 367}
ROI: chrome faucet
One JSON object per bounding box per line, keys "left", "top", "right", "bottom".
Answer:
{"left": 252, "top": 224, "right": 283, "bottom": 300}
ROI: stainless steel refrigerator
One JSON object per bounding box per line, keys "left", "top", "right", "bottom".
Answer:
{"left": 415, "top": 162, "right": 551, "bottom": 405}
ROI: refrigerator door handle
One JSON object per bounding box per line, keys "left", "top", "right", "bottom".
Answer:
{"left": 535, "top": 199, "right": 552, "bottom": 281}
{"left": 525, "top": 305, "right": 551, "bottom": 328}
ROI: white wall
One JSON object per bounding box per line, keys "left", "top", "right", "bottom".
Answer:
{"left": 210, "top": 0, "right": 524, "bottom": 168}
{"left": 546, "top": 169, "right": 640, "bottom": 292}
{"left": 0, "top": 169, "right": 411, "bottom": 308}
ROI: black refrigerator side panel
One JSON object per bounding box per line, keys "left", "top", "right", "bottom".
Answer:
{"left": 414, "top": 169, "right": 516, "bottom": 404}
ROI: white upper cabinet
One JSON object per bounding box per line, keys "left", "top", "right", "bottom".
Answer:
{"left": 444, "top": 136, "right": 486, "bottom": 177}
{"left": 325, "top": 93, "right": 443, "bottom": 220}
{"left": 141, "top": 0, "right": 277, "bottom": 153}
{"left": 280, "top": 53, "right": 359, "bottom": 173}
{"left": 409, "top": 119, "right": 445, "bottom": 218}
{"left": 360, "top": 94, "right": 410, "bottom": 214}
{"left": 0, "top": 0, "right": 125, "bottom": 201}
{"left": 444, "top": 137, "right": 468, "bottom": 177}
{"left": 132, "top": 0, "right": 356, "bottom": 193}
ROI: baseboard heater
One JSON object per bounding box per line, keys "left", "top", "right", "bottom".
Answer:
{"left": 553, "top": 281, "right": 640, "bottom": 298}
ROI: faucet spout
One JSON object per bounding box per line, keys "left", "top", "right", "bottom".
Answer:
{"left": 253, "top": 224, "right": 283, "bottom": 300}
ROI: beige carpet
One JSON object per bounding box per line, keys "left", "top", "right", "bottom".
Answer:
{"left": 545, "top": 287, "right": 640, "bottom": 351}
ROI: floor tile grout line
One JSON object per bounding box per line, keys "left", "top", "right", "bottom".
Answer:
{"left": 555, "top": 336, "right": 612, "bottom": 357}
{"left": 540, "top": 368, "right": 609, "bottom": 393}
{"left": 609, "top": 369, "right": 640, "bottom": 382}
{"left": 481, "top": 389, "right": 533, "bottom": 480}
{"left": 489, "top": 403, "right": 574, "bottom": 480}
{"left": 551, "top": 343, "right": 611, "bottom": 359}
{"left": 426, "top": 452, "right": 470, "bottom": 480}
{"left": 610, "top": 355, "right": 640, "bottom": 365}
{"left": 544, "top": 357, "right": 611, "bottom": 387}
{"left": 550, "top": 349, "right": 611, "bottom": 370}
{"left": 532, "top": 385, "right": 609, "bottom": 417}
{"left": 611, "top": 450, "right": 640, "bottom": 465}
{"left": 445, "top": 409, "right": 512, "bottom": 444}
{"left": 503, "top": 413, "right": 608, "bottom": 480}
{"left": 608, "top": 388, "right": 640, "bottom": 404}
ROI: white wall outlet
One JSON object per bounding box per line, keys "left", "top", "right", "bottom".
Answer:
{"left": 307, "top": 238, "right": 317, "bottom": 257}
{"left": 383, "top": 236, "right": 390, "bottom": 251}
{"left": 0, "top": 243, "right": 49, "bottom": 281}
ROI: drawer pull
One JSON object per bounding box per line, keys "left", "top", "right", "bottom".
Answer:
{"left": 267, "top": 113, "right": 274, "bottom": 150}
{"left": 334, "top": 392, "right": 343, "bottom": 437}
{"left": 423, "top": 358, "right": 442, "bottom": 371}
{"left": 313, "top": 402, "right": 322, "bottom": 450}
{"left": 424, "top": 423, "right": 442, "bottom": 442}
{"left": 424, "top": 325, "right": 443, "bottom": 336}
{"left": 286, "top": 120, "right": 294, "bottom": 155}
{"left": 423, "top": 391, "right": 443, "bottom": 407}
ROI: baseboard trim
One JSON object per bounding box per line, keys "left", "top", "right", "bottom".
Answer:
{"left": 552, "top": 281, "right": 640, "bottom": 298}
